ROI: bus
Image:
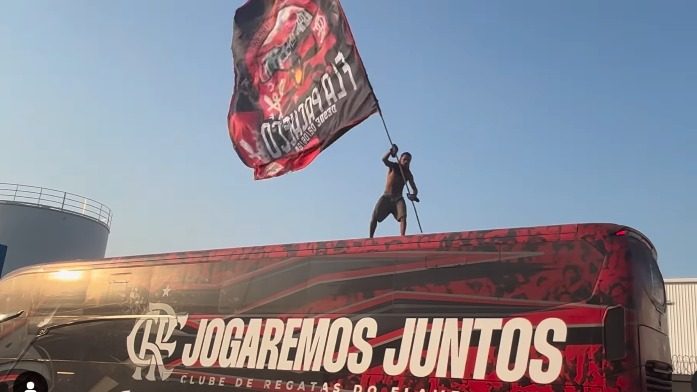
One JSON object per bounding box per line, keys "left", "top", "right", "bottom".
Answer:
{"left": 0, "top": 223, "right": 671, "bottom": 391}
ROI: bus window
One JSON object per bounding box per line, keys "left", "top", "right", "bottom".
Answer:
{"left": 400, "top": 239, "right": 605, "bottom": 304}
{"left": 97, "top": 267, "right": 153, "bottom": 315}
{"left": 303, "top": 254, "right": 398, "bottom": 315}
{"left": 219, "top": 256, "right": 310, "bottom": 314}
{"left": 629, "top": 238, "right": 666, "bottom": 310}
{"left": 0, "top": 275, "right": 33, "bottom": 316}
{"left": 151, "top": 262, "right": 217, "bottom": 314}
{"left": 0, "top": 274, "right": 32, "bottom": 345}
{"left": 31, "top": 269, "right": 91, "bottom": 317}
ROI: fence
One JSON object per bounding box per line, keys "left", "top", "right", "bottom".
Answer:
{"left": 673, "top": 355, "right": 697, "bottom": 375}
{"left": 0, "top": 183, "right": 112, "bottom": 229}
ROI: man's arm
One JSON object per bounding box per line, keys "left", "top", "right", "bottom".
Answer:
{"left": 406, "top": 171, "right": 419, "bottom": 202}
{"left": 382, "top": 144, "right": 399, "bottom": 167}
{"left": 382, "top": 150, "right": 393, "bottom": 166}
{"left": 408, "top": 175, "right": 418, "bottom": 197}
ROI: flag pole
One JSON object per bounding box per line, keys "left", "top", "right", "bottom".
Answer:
{"left": 375, "top": 100, "right": 423, "bottom": 234}
{"left": 336, "top": 0, "right": 423, "bottom": 234}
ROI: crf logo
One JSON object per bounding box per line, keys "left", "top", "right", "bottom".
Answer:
{"left": 127, "top": 303, "right": 188, "bottom": 381}
{"left": 312, "top": 14, "right": 327, "bottom": 45}
{"left": 260, "top": 7, "right": 313, "bottom": 83}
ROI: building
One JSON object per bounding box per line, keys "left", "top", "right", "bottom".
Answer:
{"left": 0, "top": 182, "right": 112, "bottom": 276}
{"left": 666, "top": 278, "right": 697, "bottom": 377}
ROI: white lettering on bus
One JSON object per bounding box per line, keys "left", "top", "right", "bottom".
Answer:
{"left": 529, "top": 317, "right": 568, "bottom": 383}
{"left": 128, "top": 305, "right": 568, "bottom": 384}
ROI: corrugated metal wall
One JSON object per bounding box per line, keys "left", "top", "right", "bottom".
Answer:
{"left": 666, "top": 279, "right": 697, "bottom": 375}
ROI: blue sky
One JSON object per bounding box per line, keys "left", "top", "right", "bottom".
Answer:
{"left": 1, "top": 1, "right": 695, "bottom": 277}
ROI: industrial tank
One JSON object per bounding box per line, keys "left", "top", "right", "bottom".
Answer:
{"left": 0, "top": 182, "right": 112, "bottom": 276}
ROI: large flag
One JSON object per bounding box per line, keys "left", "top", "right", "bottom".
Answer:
{"left": 228, "top": 0, "right": 378, "bottom": 179}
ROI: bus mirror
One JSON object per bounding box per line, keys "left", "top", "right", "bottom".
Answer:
{"left": 604, "top": 306, "right": 626, "bottom": 361}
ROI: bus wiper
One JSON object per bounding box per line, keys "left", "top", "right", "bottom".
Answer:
{"left": 0, "top": 310, "right": 24, "bottom": 324}
{"left": 36, "top": 314, "right": 169, "bottom": 335}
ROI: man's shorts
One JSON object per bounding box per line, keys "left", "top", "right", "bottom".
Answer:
{"left": 372, "top": 194, "right": 407, "bottom": 222}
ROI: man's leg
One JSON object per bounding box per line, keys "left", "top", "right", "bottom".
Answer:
{"left": 396, "top": 198, "right": 407, "bottom": 236}
{"left": 370, "top": 196, "right": 388, "bottom": 238}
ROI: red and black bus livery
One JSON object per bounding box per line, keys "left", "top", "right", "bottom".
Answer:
{"left": 0, "top": 223, "right": 671, "bottom": 391}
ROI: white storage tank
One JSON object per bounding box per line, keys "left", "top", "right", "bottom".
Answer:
{"left": 0, "top": 182, "right": 112, "bottom": 276}
{"left": 665, "top": 278, "right": 697, "bottom": 375}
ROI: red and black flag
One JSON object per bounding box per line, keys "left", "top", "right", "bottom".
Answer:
{"left": 228, "top": 0, "right": 378, "bottom": 179}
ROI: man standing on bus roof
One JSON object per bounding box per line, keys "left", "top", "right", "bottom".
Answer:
{"left": 370, "top": 144, "right": 419, "bottom": 238}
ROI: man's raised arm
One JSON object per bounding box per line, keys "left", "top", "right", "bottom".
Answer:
{"left": 383, "top": 144, "right": 398, "bottom": 166}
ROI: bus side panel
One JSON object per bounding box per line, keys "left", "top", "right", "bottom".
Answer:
{"left": 3, "top": 226, "right": 633, "bottom": 391}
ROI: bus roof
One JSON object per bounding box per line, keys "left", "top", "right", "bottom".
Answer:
{"left": 3, "top": 222, "right": 645, "bottom": 280}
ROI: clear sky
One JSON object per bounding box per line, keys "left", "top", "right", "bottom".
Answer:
{"left": 1, "top": 1, "right": 695, "bottom": 277}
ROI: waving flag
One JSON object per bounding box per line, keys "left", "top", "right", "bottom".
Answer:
{"left": 228, "top": 0, "right": 378, "bottom": 179}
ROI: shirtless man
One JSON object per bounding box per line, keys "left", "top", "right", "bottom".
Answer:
{"left": 370, "top": 144, "right": 418, "bottom": 238}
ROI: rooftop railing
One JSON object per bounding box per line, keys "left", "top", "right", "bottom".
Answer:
{"left": 0, "top": 182, "right": 112, "bottom": 229}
